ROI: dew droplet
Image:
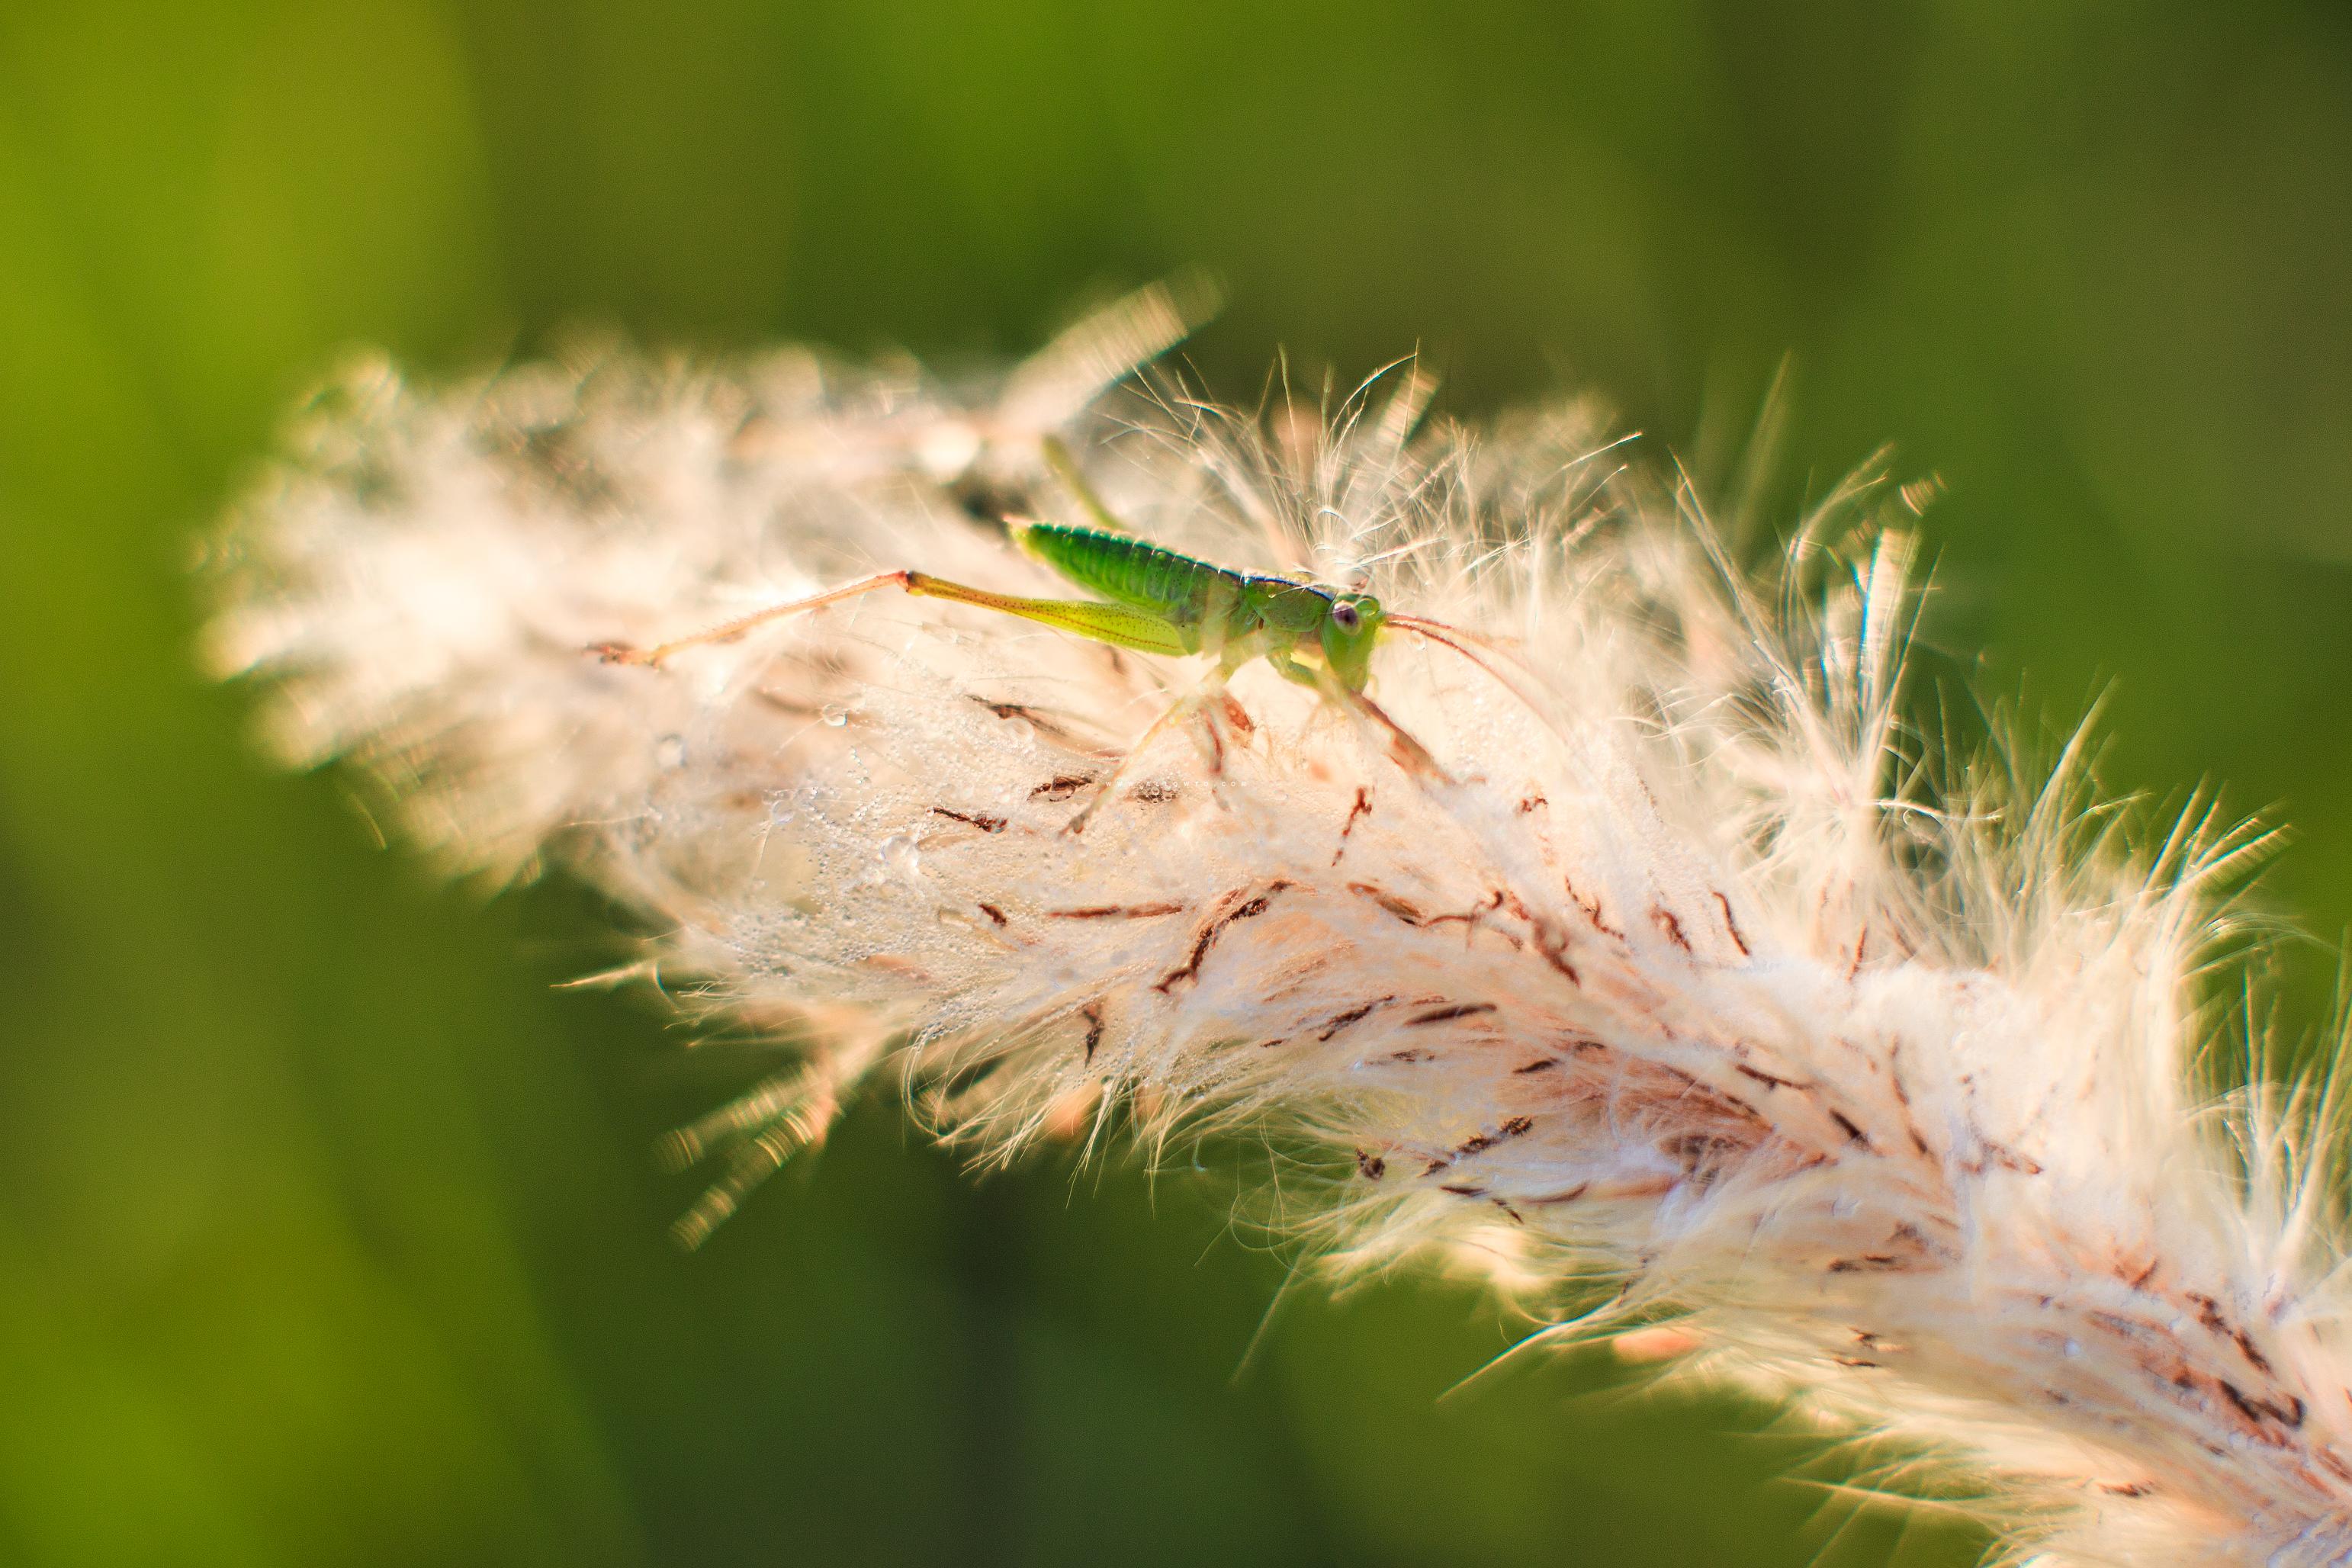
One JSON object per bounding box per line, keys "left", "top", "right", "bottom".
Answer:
{"left": 820, "top": 702, "right": 850, "bottom": 728}
{"left": 879, "top": 834, "right": 921, "bottom": 881}
{"left": 1002, "top": 716, "right": 1036, "bottom": 745}
{"left": 655, "top": 734, "right": 687, "bottom": 768}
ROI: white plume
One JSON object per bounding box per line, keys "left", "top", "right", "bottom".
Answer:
{"left": 202, "top": 289, "right": 2352, "bottom": 1566}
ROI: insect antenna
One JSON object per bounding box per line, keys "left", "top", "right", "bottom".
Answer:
{"left": 1386, "top": 612, "right": 1550, "bottom": 722}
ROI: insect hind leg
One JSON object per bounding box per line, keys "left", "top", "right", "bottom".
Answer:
{"left": 592, "top": 571, "right": 917, "bottom": 665}
{"left": 593, "top": 569, "right": 1195, "bottom": 667}
{"left": 1265, "top": 647, "right": 1449, "bottom": 782}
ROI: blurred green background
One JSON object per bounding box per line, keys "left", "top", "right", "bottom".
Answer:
{"left": 3, "top": 2, "right": 2350, "bottom": 1564}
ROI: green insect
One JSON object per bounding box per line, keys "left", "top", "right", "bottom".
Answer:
{"left": 595, "top": 442, "right": 1496, "bottom": 819}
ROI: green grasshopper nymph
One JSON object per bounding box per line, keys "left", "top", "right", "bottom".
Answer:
{"left": 593, "top": 445, "right": 1496, "bottom": 824}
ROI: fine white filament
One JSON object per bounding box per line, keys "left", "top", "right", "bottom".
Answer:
{"left": 204, "top": 290, "right": 2352, "bottom": 1566}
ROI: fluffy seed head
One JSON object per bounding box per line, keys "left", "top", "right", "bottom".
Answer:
{"left": 202, "top": 291, "right": 2352, "bottom": 1567}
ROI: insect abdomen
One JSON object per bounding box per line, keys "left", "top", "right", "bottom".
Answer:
{"left": 1017, "top": 523, "right": 1223, "bottom": 622}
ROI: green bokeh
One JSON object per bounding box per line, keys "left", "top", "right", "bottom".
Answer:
{"left": 2, "top": 3, "right": 2347, "bottom": 1564}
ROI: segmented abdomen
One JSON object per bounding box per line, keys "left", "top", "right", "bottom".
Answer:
{"left": 1018, "top": 523, "right": 1225, "bottom": 622}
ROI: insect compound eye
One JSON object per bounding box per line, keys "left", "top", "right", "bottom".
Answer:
{"left": 1331, "top": 599, "right": 1362, "bottom": 633}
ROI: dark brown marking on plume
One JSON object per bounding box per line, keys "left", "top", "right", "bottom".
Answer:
{"left": 1355, "top": 1149, "right": 1386, "bottom": 1181}
{"left": 1154, "top": 882, "right": 1292, "bottom": 992}
{"left": 1080, "top": 1003, "right": 1105, "bottom": 1064}
{"left": 2217, "top": 1379, "right": 2304, "bottom": 1435}
{"left": 1735, "top": 1062, "right": 1799, "bottom": 1090}
{"left": 1427, "top": 890, "right": 1506, "bottom": 931}
{"left": 1030, "top": 773, "right": 1097, "bottom": 802}
{"left": 1529, "top": 918, "right": 1582, "bottom": 985}
{"left": 1332, "top": 787, "right": 1373, "bottom": 866}
{"left": 1965, "top": 1138, "right": 2042, "bottom": 1177}
{"left": 1713, "top": 892, "right": 1751, "bottom": 957}
{"left": 2235, "top": 1329, "right": 2276, "bottom": 1378}
{"left": 1829, "top": 1110, "right": 1873, "bottom": 1149}
{"left": 1049, "top": 902, "right": 1186, "bottom": 921}
{"left": 1448, "top": 1118, "right": 1534, "bottom": 1163}
{"left": 930, "top": 807, "right": 1007, "bottom": 833}
{"left": 1408, "top": 1002, "right": 1496, "bottom": 1027}
{"left": 1513, "top": 1058, "right": 1560, "bottom": 1075}
{"left": 1565, "top": 876, "right": 1625, "bottom": 939}
{"left": 1388, "top": 1047, "right": 1435, "bottom": 1065}
{"left": 1516, "top": 795, "right": 1547, "bottom": 814}
{"left": 977, "top": 903, "right": 1008, "bottom": 927}
{"left": 1883, "top": 1053, "right": 1933, "bottom": 1155}
{"left": 1652, "top": 904, "right": 1693, "bottom": 954}
{"left": 2085, "top": 1309, "right": 2148, "bottom": 1344}
{"left": 1663, "top": 1132, "right": 1745, "bottom": 1187}
{"left": 1316, "top": 998, "right": 1393, "bottom": 1041}
{"left": 1348, "top": 882, "right": 1427, "bottom": 926}
{"left": 970, "top": 697, "right": 1087, "bottom": 746}
{"left": 1655, "top": 1064, "right": 1766, "bottom": 1126}
{"left": 1472, "top": 1120, "right": 1531, "bottom": 1157}
{"left": 1529, "top": 1183, "right": 1589, "bottom": 1207}
{"left": 1828, "top": 1255, "right": 1906, "bottom": 1274}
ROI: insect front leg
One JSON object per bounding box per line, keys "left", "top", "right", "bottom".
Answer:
{"left": 1266, "top": 647, "right": 1449, "bottom": 782}
{"left": 1344, "top": 689, "right": 1448, "bottom": 782}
